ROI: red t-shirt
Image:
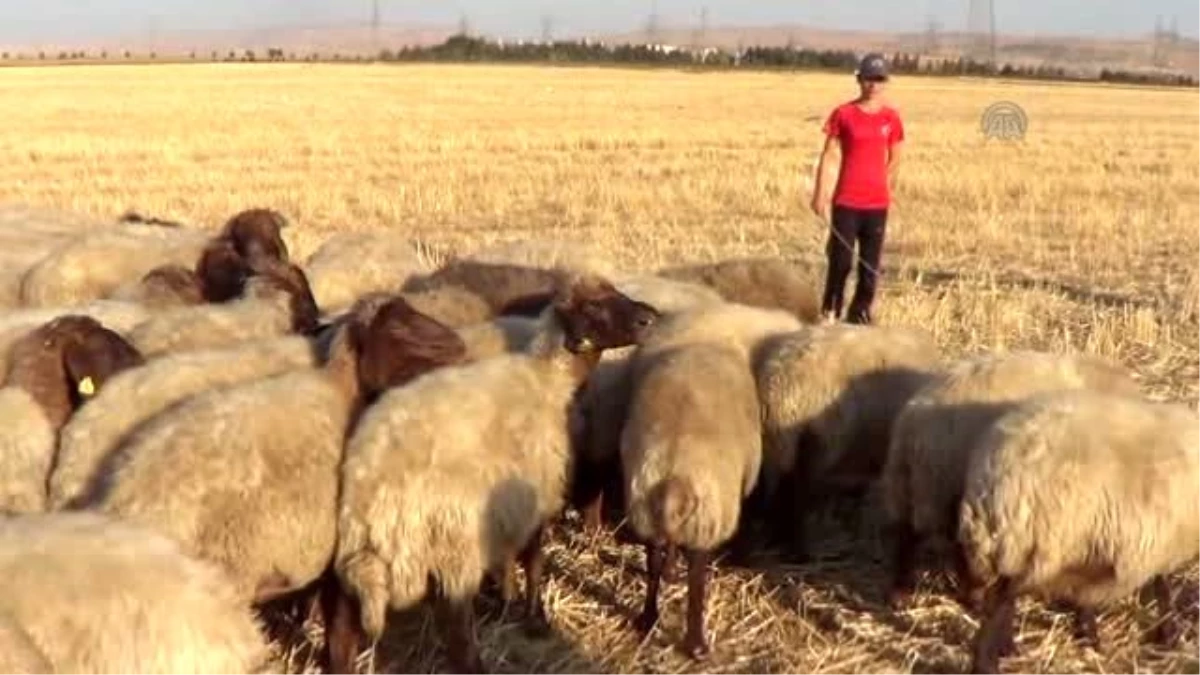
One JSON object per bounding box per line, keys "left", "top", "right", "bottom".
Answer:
{"left": 822, "top": 101, "right": 904, "bottom": 209}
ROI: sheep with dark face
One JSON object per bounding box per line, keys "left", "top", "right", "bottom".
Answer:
{"left": 401, "top": 258, "right": 570, "bottom": 316}
{"left": 217, "top": 207, "right": 290, "bottom": 264}
{"left": 0, "top": 315, "right": 144, "bottom": 513}
{"left": 332, "top": 274, "right": 661, "bottom": 674}
{"left": 126, "top": 257, "right": 321, "bottom": 358}
{"left": 83, "top": 293, "right": 467, "bottom": 672}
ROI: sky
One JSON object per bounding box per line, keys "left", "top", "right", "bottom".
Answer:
{"left": 1, "top": 0, "right": 1196, "bottom": 44}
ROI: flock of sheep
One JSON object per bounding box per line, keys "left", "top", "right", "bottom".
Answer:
{"left": 0, "top": 205, "right": 1195, "bottom": 674}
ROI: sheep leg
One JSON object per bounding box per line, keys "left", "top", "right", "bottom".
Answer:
{"left": 634, "top": 543, "right": 666, "bottom": 635}
{"left": 885, "top": 520, "right": 919, "bottom": 607}
{"left": 519, "top": 523, "right": 551, "bottom": 637}
{"left": 1150, "top": 574, "right": 1180, "bottom": 647}
{"left": 319, "top": 571, "right": 365, "bottom": 675}
{"left": 680, "top": 547, "right": 712, "bottom": 660}
{"left": 969, "top": 577, "right": 1017, "bottom": 674}
{"left": 1071, "top": 605, "right": 1100, "bottom": 649}
{"left": 436, "top": 597, "right": 485, "bottom": 674}
{"left": 662, "top": 543, "right": 682, "bottom": 584}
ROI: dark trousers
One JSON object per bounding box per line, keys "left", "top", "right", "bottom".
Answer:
{"left": 821, "top": 204, "right": 887, "bottom": 324}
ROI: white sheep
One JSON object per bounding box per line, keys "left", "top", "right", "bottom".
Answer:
{"left": 753, "top": 322, "right": 942, "bottom": 558}
{"left": 880, "top": 349, "right": 1141, "bottom": 606}
{"left": 620, "top": 339, "right": 762, "bottom": 660}
{"left": 0, "top": 204, "right": 116, "bottom": 310}
{"left": 83, "top": 294, "right": 468, "bottom": 672}
{"left": 957, "top": 389, "right": 1199, "bottom": 673}
{"left": 17, "top": 223, "right": 211, "bottom": 308}
{"left": 0, "top": 511, "right": 269, "bottom": 674}
{"left": 50, "top": 334, "right": 322, "bottom": 510}
{"left": 332, "top": 275, "right": 660, "bottom": 673}
{"left": 302, "top": 231, "right": 435, "bottom": 316}
{"left": 126, "top": 258, "right": 321, "bottom": 358}
{"left": 0, "top": 315, "right": 144, "bottom": 514}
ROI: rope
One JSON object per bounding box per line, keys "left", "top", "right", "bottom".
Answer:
{"left": 805, "top": 210, "right": 886, "bottom": 280}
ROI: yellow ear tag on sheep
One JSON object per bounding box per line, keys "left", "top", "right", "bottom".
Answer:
{"left": 77, "top": 376, "right": 95, "bottom": 398}
{"left": 576, "top": 336, "right": 594, "bottom": 352}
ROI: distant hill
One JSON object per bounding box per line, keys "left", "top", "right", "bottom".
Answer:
{"left": 0, "top": 20, "right": 1194, "bottom": 78}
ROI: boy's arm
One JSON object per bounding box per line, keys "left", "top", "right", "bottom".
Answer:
{"left": 810, "top": 134, "right": 839, "bottom": 219}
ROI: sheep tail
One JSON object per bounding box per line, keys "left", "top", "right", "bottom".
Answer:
{"left": 336, "top": 550, "right": 390, "bottom": 643}
{"left": 653, "top": 474, "right": 700, "bottom": 545}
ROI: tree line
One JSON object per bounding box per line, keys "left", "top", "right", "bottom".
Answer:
{"left": 2, "top": 33, "right": 1195, "bottom": 88}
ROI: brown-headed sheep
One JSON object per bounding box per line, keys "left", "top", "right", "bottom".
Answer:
{"left": 302, "top": 231, "right": 434, "bottom": 316}
{"left": 0, "top": 315, "right": 143, "bottom": 514}
{"left": 332, "top": 274, "right": 661, "bottom": 673}
{"left": 218, "top": 206, "right": 291, "bottom": 263}
{"left": 0, "top": 299, "right": 155, "bottom": 384}
{"left": 957, "top": 389, "right": 1199, "bottom": 673}
{"left": 657, "top": 257, "right": 824, "bottom": 323}
{"left": 0, "top": 511, "right": 269, "bottom": 673}
{"left": 881, "top": 349, "right": 1141, "bottom": 607}
{"left": 50, "top": 334, "right": 323, "bottom": 510}
{"left": 753, "top": 322, "right": 942, "bottom": 558}
{"left": 83, "top": 294, "right": 467, "bottom": 672}
{"left": 126, "top": 257, "right": 321, "bottom": 357}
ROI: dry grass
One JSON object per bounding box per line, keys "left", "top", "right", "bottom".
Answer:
{"left": 0, "top": 62, "right": 1196, "bottom": 673}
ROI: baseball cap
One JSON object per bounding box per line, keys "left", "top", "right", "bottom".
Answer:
{"left": 856, "top": 52, "right": 889, "bottom": 80}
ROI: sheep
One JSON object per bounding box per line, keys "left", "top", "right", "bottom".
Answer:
{"left": 83, "top": 293, "right": 468, "bottom": 671}
{"left": 0, "top": 204, "right": 116, "bottom": 309}
{"left": 0, "top": 510, "right": 269, "bottom": 673}
{"left": 217, "top": 206, "right": 291, "bottom": 264}
{"left": 302, "top": 231, "right": 434, "bottom": 316}
{"left": 401, "top": 257, "right": 570, "bottom": 316}
{"left": 0, "top": 299, "right": 155, "bottom": 384}
{"left": 611, "top": 274, "right": 725, "bottom": 314}
{"left": 621, "top": 340, "right": 761, "bottom": 660}
{"left": 106, "top": 263, "right": 208, "bottom": 309}
{"left": 957, "top": 389, "right": 1199, "bottom": 673}
{"left": 880, "top": 349, "right": 1142, "bottom": 607}
{"left": 49, "top": 334, "right": 323, "bottom": 510}
{"left": 573, "top": 301, "right": 804, "bottom": 534}
{"left": 455, "top": 315, "right": 541, "bottom": 361}
{"left": 0, "top": 315, "right": 144, "bottom": 514}
{"left": 17, "top": 222, "right": 212, "bottom": 308}
{"left": 656, "top": 256, "right": 824, "bottom": 323}
{"left": 126, "top": 256, "right": 321, "bottom": 358}
{"left": 332, "top": 274, "right": 661, "bottom": 674}
{"left": 753, "top": 322, "right": 942, "bottom": 559}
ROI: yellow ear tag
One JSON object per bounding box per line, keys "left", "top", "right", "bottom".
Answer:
{"left": 77, "top": 376, "right": 95, "bottom": 398}
{"left": 577, "top": 336, "right": 594, "bottom": 352}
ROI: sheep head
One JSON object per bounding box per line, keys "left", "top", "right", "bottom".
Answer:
{"left": 194, "top": 238, "right": 255, "bottom": 303}
{"left": 243, "top": 258, "right": 322, "bottom": 335}
{"left": 552, "top": 275, "right": 661, "bottom": 355}
{"left": 351, "top": 295, "right": 467, "bottom": 399}
{"left": 6, "top": 315, "right": 145, "bottom": 429}
{"left": 220, "top": 208, "right": 291, "bottom": 263}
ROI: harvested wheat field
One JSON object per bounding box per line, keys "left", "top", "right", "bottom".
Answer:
{"left": 1, "top": 62, "right": 1197, "bottom": 674}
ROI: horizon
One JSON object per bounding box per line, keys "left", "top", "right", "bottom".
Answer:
{"left": 1, "top": 0, "right": 1197, "bottom": 47}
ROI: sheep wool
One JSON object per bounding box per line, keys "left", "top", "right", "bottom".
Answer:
{"left": 0, "top": 610, "right": 51, "bottom": 673}
{"left": 302, "top": 231, "right": 434, "bottom": 315}
{"left": 465, "top": 238, "right": 619, "bottom": 279}
{"left": 0, "top": 511, "right": 269, "bottom": 674}
{"left": 959, "top": 389, "right": 1199, "bottom": 607}
{"left": 881, "top": 349, "right": 1141, "bottom": 549}
{"left": 50, "top": 335, "right": 321, "bottom": 510}
{"left": 400, "top": 285, "right": 496, "bottom": 329}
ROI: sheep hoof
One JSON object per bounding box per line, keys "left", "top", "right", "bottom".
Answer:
{"left": 1151, "top": 620, "right": 1181, "bottom": 648}
{"left": 681, "top": 636, "right": 711, "bottom": 661}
